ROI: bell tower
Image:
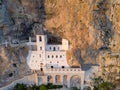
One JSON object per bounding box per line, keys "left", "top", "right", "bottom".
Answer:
{"left": 36, "top": 35, "right": 47, "bottom": 51}
{"left": 36, "top": 34, "right": 47, "bottom": 69}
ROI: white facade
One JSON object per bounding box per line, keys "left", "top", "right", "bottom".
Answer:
{"left": 27, "top": 34, "right": 69, "bottom": 70}
{"left": 26, "top": 34, "right": 90, "bottom": 90}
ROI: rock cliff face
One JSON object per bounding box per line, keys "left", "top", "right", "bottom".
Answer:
{"left": 0, "top": 0, "right": 120, "bottom": 85}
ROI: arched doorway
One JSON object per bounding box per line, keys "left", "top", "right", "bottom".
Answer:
{"left": 55, "top": 75, "right": 61, "bottom": 84}
{"left": 47, "top": 75, "right": 53, "bottom": 83}
{"left": 70, "top": 75, "right": 81, "bottom": 89}
{"left": 38, "top": 77, "right": 43, "bottom": 85}
{"left": 63, "top": 75, "right": 67, "bottom": 87}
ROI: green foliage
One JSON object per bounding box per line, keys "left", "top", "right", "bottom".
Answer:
{"left": 45, "top": 83, "right": 62, "bottom": 89}
{"left": 13, "top": 83, "right": 27, "bottom": 90}
{"left": 92, "top": 77, "right": 115, "bottom": 90}
{"left": 100, "top": 82, "right": 114, "bottom": 90}
{"left": 13, "top": 83, "right": 62, "bottom": 90}
{"left": 39, "top": 85, "right": 47, "bottom": 90}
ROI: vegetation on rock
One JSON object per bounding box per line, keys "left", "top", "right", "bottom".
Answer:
{"left": 13, "top": 83, "right": 62, "bottom": 90}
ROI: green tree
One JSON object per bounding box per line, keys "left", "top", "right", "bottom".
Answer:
{"left": 39, "top": 85, "right": 47, "bottom": 90}
{"left": 13, "top": 83, "right": 27, "bottom": 90}
{"left": 92, "top": 77, "right": 115, "bottom": 90}
{"left": 92, "top": 76, "right": 104, "bottom": 90}
{"left": 100, "top": 82, "right": 114, "bottom": 90}
{"left": 30, "top": 84, "right": 39, "bottom": 90}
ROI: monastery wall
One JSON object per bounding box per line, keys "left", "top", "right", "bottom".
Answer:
{"left": 44, "top": 68, "right": 83, "bottom": 74}
{"left": 46, "top": 51, "right": 69, "bottom": 67}
{"left": 27, "top": 51, "right": 46, "bottom": 70}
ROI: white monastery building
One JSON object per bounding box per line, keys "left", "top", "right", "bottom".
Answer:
{"left": 27, "top": 34, "right": 69, "bottom": 70}
{"left": 26, "top": 34, "right": 100, "bottom": 90}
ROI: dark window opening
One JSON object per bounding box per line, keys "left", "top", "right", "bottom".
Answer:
{"left": 53, "top": 47, "right": 56, "bottom": 51}
{"left": 51, "top": 66, "right": 53, "bottom": 68}
{"left": 48, "top": 55, "right": 49, "bottom": 58}
{"left": 56, "top": 55, "right": 58, "bottom": 58}
{"left": 39, "top": 36, "right": 42, "bottom": 41}
{"left": 40, "top": 68, "right": 43, "bottom": 71}
{"left": 49, "top": 47, "right": 51, "bottom": 50}
{"left": 60, "top": 55, "right": 62, "bottom": 58}
{"left": 9, "top": 73, "right": 13, "bottom": 77}
{"left": 13, "top": 63, "right": 17, "bottom": 67}
{"left": 62, "top": 66, "right": 65, "bottom": 68}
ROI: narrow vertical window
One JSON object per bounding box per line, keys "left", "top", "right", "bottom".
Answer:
{"left": 48, "top": 55, "right": 49, "bottom": 58}
{"left": 52, "top": 55, "right": 54, "bottom": 58}
{"left": 39, "top": 36, "right": 42, "bottom": 41}
{"left": 53, "top": 47, "right": 56, "bottom": 51}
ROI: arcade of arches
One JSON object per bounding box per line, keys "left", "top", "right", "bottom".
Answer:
{"left": 38, "top": 74, "right": 84, "bottom": 90}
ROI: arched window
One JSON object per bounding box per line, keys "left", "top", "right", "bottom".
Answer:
{"left": 39, "top": 36, "right": 42, "bottom": 41}
{"left": 40, "top": 68, "right": 43, "bottom": 71}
